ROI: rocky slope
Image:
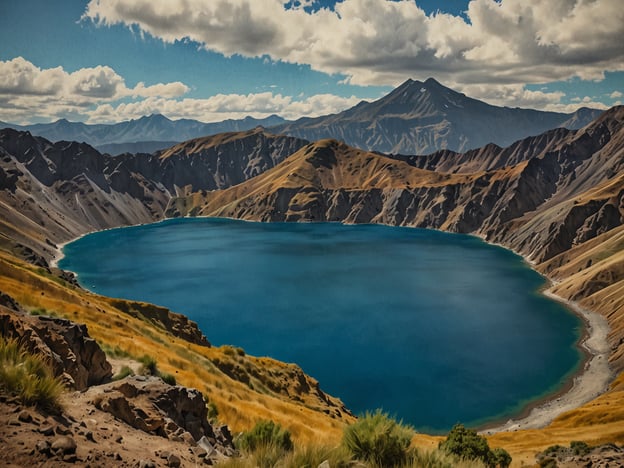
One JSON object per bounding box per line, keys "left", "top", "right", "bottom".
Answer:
{"left": 271, "top": 78, "right": 601, "bottom": 154}
{"left": 0, "top": 127, "right": 307, "bottom": 263}
{"left": 0, "top": 299, "right": 236, "bottom": 466}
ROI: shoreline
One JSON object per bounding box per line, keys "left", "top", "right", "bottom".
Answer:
{"left": 481, "top": 288, "right": 612, "bottom": 434}
{"left": 49, "top": 216, "right": 614, "bottom": 435}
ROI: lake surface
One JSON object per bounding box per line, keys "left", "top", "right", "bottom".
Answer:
{"left": 60, "top": 218, "right": 582, "bottom": 432}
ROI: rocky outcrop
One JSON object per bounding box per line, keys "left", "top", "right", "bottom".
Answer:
{"left": 0, "top": 297, "right": 112, "bottom": 390}
{"left": 0, "top": 378, "right": 234, "bottom": 467}
{"left": 109, "top": 299, "right": 211, "bottom": 347}
{"left": 91, "top": 376, "right": 233, "bottom": 453}
{"left": 0, "top": 294, "right": 237, "bottom": 465}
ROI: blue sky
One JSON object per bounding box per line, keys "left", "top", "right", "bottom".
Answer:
{"left": 0, "top": 0, "right": 622, "bottom": 124}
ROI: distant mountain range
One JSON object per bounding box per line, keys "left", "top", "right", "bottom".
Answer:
{"left": 0, "top": 78, "right": 602, "bottom": 156}
{"left": 0, "top": 114, "right": 287, "bottom": 155}
{"left": 272, "top": 78, "right": 602, "bottom": 154}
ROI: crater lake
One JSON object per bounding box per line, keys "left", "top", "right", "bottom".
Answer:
{"left": 59, "top": 217, "right": 582, "bottom": 432}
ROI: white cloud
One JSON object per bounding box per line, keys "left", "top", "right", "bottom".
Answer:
{"left": 0, "top": 57, "right": 189, "bottom": 123}
{"left": 86, "top": 92, "right": 363, "bottom": 123}
{"left": 0, "top": 56, "right": 362, "bottom": 124}
{"left": 610, "top": 90, "right": 623, "bottom": 98}
{"left": 460, "top": 83, "right": 566, "bottom": 109}
{"left": 0, "top": 57, "right": 65, "bottom": 96}
{"left": 82, "top": 0, "right": 624, "bottom": 89}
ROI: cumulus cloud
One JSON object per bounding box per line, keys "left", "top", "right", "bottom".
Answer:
{"left": 0, "top": 56, "right": 363, "bottom": 124}
{"left": 86, "top": 92, "right": 363, "bottom": 123}
{"left": 611, "top": 90, "right": 623, "bottom": 99}
{"left": 0, "top": 57, "right": 189, "bottom": 123}
{"left": 83, "top": 0, "right": 624, "bottom": 90}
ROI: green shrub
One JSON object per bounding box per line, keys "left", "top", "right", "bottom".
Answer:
{"left": 0, "top": 336, "right": 64, "bottom": 412}
{"left": 342, "top": 410, "right": 415, "bottom": 467}
{"left": 160, "top": 372, "right": 177, "bottom": 386}
{"left": 139, "top": 354, "right": 158, "bottom": 375}
{"left": 208, "top": 401, "right": 219, "bottom": 421}
{"left": 112, "top": 365, "right": 134, "bottom": 381}
{"left": 439, "top": 424, "right": 502, "bottom": 468}
{"left": 492, "top": 447, "right": 512, "bottom": 468}
{"left": 544, "top": 445, "right": 563, "bottom": 455}
{"left": 538, "top": 457, "right": 558, "bottom": 468}
{"left": 570, "top": 441, "right": 591, "bottom": 456}
{"left": 237, "top": 420, "right": 294, "bottom": 453}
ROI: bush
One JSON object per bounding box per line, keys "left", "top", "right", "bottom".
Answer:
{"left": 160, "top": 372, "right": 177, "bottom": 386}
{"left": 139, "top": 354, "right": 158, "bottom": 375}
{"left": 538, "top": 457, "right": 558, "bottom": 468}
{"left": 342, "top": 410, "right": 415, "bottom": 467}
{"left": 492, "top": 447, "right": 512, "bottom": 468}
{"left": 208, "top": 401, "right": 219, "bottom": 421}
{"left": 570, "top": 441, "right": 591, "bottom": 456}
{"left": 237, "top": 420, "right": 294, "bottom": 453}
{"left": 439, "top": 424, "right": 506, "bottom": 468}
{"left": 0, "top": 336, "right": 64, "bottom": 412}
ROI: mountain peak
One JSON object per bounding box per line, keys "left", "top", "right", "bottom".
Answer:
{"left": 424, "top": 77, "right": 442, "bottom": 87}
{"left": 140, "top": 114, "right": 172, "bottom": 123}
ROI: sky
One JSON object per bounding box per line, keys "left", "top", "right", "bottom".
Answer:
{"left": 0, "top": 0, "right": 622, "bottom": 125}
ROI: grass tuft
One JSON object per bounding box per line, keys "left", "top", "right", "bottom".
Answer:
{"left": 342, "top": 410, "right": 415, "bottom": 467}
{"left": 112, "top": 365, "right": 135, "bottom": 381}
{"left": 0, "top": 336, "right": 64, "bottom": 412}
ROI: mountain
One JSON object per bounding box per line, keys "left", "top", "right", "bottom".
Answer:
{"left": 270, "top": 78, "right": 602, "bottom": 154}
{"left": 0, "top": 114, "right": 288, "bottom": 155}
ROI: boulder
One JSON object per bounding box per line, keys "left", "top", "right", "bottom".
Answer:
{"left": 90, "top": 375, "right": 234, "bottom": 458}
{"left": 0, "top": 301, "right": 112, "bottom": 390}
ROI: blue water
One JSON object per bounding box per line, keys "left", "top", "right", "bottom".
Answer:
{"left": 60, "top": 218, "right": 582, "bottom": 432}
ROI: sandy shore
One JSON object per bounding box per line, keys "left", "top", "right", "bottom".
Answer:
{"left": 49, "top": 239, "right": 71, "bottom": 268}
{"left": 482, "top": 288, "right": 612, "bottom": 434}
